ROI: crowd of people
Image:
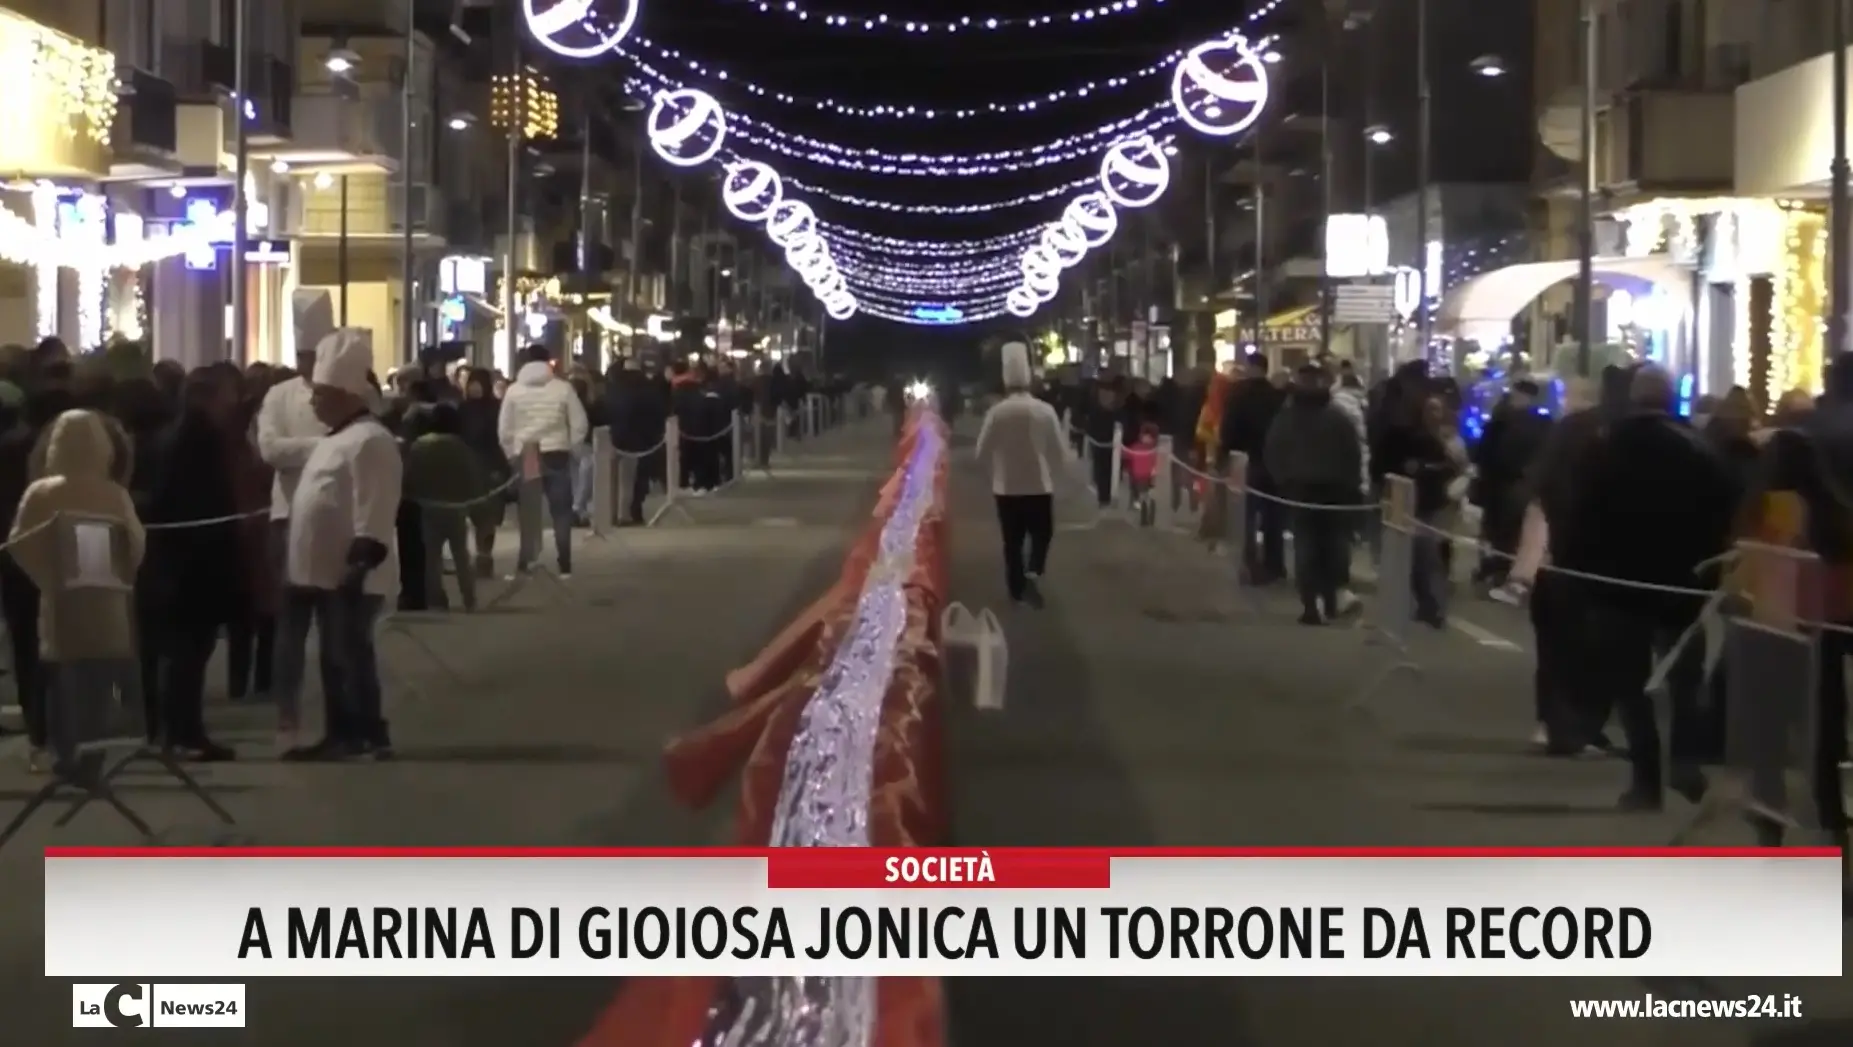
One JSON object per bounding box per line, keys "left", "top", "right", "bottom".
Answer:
{"left": 1032, "top": 352, "right": 1846, "bottom": 842}
{"left": 0, "top": 333, "right": 843, "bottom": 782}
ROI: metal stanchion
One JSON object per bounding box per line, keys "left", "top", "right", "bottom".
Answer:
{"left": 1223, "top": 453, "right": 1266, "bottom": 614}
{"left": 650, "top": 418, "right": 695, "bottom": 526}
{"left": 730, "top": 409, "right": 746, "bottom": 486}
{"left": 1152, "top": 436, "right": 1174, "bottom": 530}
{"left": 1672, "top": 541, "right": 1828, "bottom": 847}
{"left": 775, "top": 405, "right": 789, "bottom": 457}
{"left": 590, "top": 427, "right": 613, "bottom": 538}
{"left": 1109, "top": 437, "right": 1124, "bottom": 506}
{"left": 1351, "top": 474, "right": 1423, "bottom": 710}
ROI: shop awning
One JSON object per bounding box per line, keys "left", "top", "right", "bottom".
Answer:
{"left": 1436, "top": 255, "right": 1691, "bottom": 343}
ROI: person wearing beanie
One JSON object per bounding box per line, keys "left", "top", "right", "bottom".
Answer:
{"left": 975, "top": 339, "right": 1068, "bottom": 607}
{"left": 275, "top": 331, "right": 402, "bottom": 761}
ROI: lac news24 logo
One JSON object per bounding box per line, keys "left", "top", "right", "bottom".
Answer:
{"left": 72, "top": 984, "right": 246, "bottom": 1029}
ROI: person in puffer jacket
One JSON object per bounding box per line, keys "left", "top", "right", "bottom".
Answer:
{"left": 497, "top": 345, "right": 588, "bottom": 577}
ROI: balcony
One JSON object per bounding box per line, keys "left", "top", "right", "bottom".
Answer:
{"left": 1595, "top": 89, "right": 1735, "bottom": 197}
{"left": 109, "top": 70, "right": 182, "bottom": 179}
{"left": 292, "top": 177, "right": 445, "bottom": 246}
{"left": 250, "top": 92, "right": 398, "bottom": 173}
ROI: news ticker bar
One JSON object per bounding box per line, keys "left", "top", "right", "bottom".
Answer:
{"left": 43, "top": 852, "right": 1844, "bottom": 979}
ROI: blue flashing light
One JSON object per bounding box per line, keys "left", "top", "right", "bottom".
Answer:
{"left": 1676, "top": 372, "right": 1695, "bottom": 419}
{"left": 912, "top": 305, "right": 963, "bottom": 324}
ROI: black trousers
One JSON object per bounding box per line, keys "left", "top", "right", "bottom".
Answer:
{"left": 2, "top": 564, "right": 43, "bottom": 746}
{"left": 1245, "top": 490, "right": 1287, "bottom": 581}
{"left": 1581, "top": 602, "right": 1704, "bottom": 795}
{"left": 994, "top": 494, "right": 1054, "bottom": 601}
{"left": 1088, "top": 445, "right": 1113, "bottom": 507}
{"left": 151, "top": 618, "right": 220, "bottom": 746}
{"left": 225, "top": 612, "right": 274, "bottom": 699}
{"left": 1810, "top": 627, "right": 1852, "bottom": 836}
{"left": 1291, "top": 507, "right": 1348, "bottom": 616}
{"left": 1529, "top": 572, "right": 1579, "bottom": 737}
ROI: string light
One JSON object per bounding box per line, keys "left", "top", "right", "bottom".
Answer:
{"left": 786, "top": 170, "right": 1097, "bottom": 213}
{"left": 818, "top": 223, "right": 1045, "bottom": 254}
{"left": 522, "top": 0, "right": 638, "bottom": 59}
{"left": 625, "top": 71, "right": 1175, "bottom": 172}
{"left": 618, "top": 18, "right": 1279, "bottom": 121}
{"left": 31, "top": 187, "right": 55, "bottom": 339}
{"left": 647, "top": 88, "right": 726, "bottom": 166}
{"left": 744, "top": 0, "right": 1167, "bottom": 34}
{"left": 1172, "top": 32, "right": 1270, "bottom": 137}
{"left": 1099, "top": 133, "right": 1170, "bottom": 207}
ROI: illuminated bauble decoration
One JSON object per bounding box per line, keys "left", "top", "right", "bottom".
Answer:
{"left": 647, "top": 89, "right": 727, "bottom": 168}
{"left": 1005, "top": 287, "right": 1038, "bottom": 317}
{"left": 722, "top": 161, "right": 783, "bottom": 222}
{"left": 786, "top": 232, "right": 827, "bottom": 268}
{"left": 523, "top": 0, "right": 638, "bottom": 59}
{"left": 766, "top": 200, "right": 817, "bottom": 247}
{"left": 801, "top": 260, "right": 839, "bottom": 288}
{"left": 1099, "top": 134, "right": 1169, "bottom": 208}
{"left": 1024, "top": 266, "right": 1059, "bottom": 299}
{"left": 1043, "top": 223, "right": 1086, "bottom": 268}
{"left": 1063, "top": 191, "right": 1117, "bottom": 248}
{"left": 823, "top": 292, "right": 857, "bottom": 320}
{"left": 1172, "top": 33, "right": 1270, "bottom": 137}
{"left": 812, "top": 270, "right": 846, "bottom": 297}
{"left": 1021, "top": 244, "right": 1060, "bottom": 281}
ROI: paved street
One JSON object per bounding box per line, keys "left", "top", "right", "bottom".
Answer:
{"left": 0, "top": 421, "right": 891, "bottom": 1045}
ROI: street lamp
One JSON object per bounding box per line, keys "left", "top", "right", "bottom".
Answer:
{"left": 447, "top": 111, "right": 476, "bottom": 131}
{"left": 1470, "top": 54, "right": 1506, "bottom": 78}
{"left": 324, "top": 48, "right": 359, "bottom": 75}
{"left": 1365, "top": 124, "right": 1394, "bottom": 145}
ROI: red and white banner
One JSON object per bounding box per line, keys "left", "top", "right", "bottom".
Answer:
{"left": 43, "top": 847, "right": 1842, "bottom": 978}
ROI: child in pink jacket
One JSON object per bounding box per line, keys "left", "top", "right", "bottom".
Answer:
{"left": 1124, "top": 422, "right": 1160, "bottom": 509}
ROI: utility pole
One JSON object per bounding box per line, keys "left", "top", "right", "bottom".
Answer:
{"left": 501, "top": 47, "right": 523, "bottom": 368}
{"left": 1415, "top": 0, "right": 1433, "bottom": 368}
{"left": 230, "top": 0, "right": 248, "bottom": 361}
{"left": 1831, "top": 0, "right": 1850, "bottom": 363}
{"left": 400, "top": 0, "right": 417, "bottom": 364}
{"left": 1253, "top": 127, "right": 1268, "bottom": 351}
{"left": 1573, "top": 0, "right": 1598, "bottom": 376}
{"left": 1317, "top": 59, "right": 1334, "bottom": 357}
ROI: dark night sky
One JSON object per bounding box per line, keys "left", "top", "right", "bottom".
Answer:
{"left": 588, "top": 0, "right": 1535, "bottom": 368}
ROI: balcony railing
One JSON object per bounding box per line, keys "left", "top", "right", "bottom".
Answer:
{"left": 117, "top": 71, "right": 179, "bottom": 154}
{"left": 288, "top": 92, "right": 398, "bottom": 164}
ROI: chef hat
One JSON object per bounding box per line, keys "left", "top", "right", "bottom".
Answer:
{"left": 311, "top": 328, "right": 376, "bottom": 398}
{"left": 1000, "top": 340, "right": 1033, "bottom": 389}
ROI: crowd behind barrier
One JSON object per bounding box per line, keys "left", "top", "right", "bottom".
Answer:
{"left": 1057, "top": 411, "right": 1849, "bottom": 857}
{"left": 578, "top": 404, "right": 950, "bottom": 1047}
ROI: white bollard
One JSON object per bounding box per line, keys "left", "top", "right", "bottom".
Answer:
{"left": 730, "top": 409, "right": 745, "bottom": 485}
{"left": 591, "top": 426, "right": 614, "bottom": 537}
{"left": 1109, "top": 437, "right": 1123, "bottom": 505}
{"left": 664, "top": 417, "right": 683, "bottom": 504}
{"left": 1153, "top": 435, "right": 1174, "bottom": 530}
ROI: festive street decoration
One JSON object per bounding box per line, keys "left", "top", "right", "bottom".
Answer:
{"left": 738, "top": 1, "right": 1167, "bottom": 35}
{"left": 1005, "top": 286, "right": 1039, "bottom": 317}
{"left": 766, "top": 200, "right": 817, "bottom": 248}
{"left": 646, "top": 88, "right": 726, "bottom": 167}
{"left": 1099, "top": 134, "right": 1169, "bottom": 208}
{"left": 1062, "top": 191, "right": 1119, "bottom": 247}
{"left": 721, "top": 160, "right": 783, "bottom": 222}
{"left": 1043, "top": 222, "right": 1087, "bottom": 267}
{"left": 1172, "top": 32, "right": 1270, "bottom": 136}
{"left": 523, "top": 0, "right": 638, "bottom": 60}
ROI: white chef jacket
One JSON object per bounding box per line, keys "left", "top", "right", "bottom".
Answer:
{"left": 285, "top": 415, "right": 402, "bottom": 595}
{"left": 256, "top": 376, "right": 328, "bottom": 519}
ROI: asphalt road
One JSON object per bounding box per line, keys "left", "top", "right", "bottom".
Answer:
{"left": 0, "top": 420, "right": 890, "bottom": 1046}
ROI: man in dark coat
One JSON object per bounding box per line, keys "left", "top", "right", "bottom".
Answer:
{"left": 1219, "top": 353, "right": 1287, "bottom": 582}
{"left": 605, "top": 362, "right": 668, "bottom": 524}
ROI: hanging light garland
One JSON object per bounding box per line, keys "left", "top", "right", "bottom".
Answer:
{"left": 740, "top": 0, "right": 1167, "bottom": 35}
{"left": 785, "top": 171, "right": 1098, "bottom": 214}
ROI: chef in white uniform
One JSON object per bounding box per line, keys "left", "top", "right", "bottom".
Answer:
{"left": 277, "top": 332, "right": 403, "bottom": 761}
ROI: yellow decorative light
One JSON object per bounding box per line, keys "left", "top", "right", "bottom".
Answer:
{"left": 0, "top": 10, "right": 117, "bottom": 146}
{"left": 491, "top": 70, "right": 559, "bottom": 140}
{"left": 1767, "top": 204, "right": 1825, "bottom": 403}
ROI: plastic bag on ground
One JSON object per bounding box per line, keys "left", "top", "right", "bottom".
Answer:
{"left": 941, "top": 602, "right": 1008, "bottom": 711}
